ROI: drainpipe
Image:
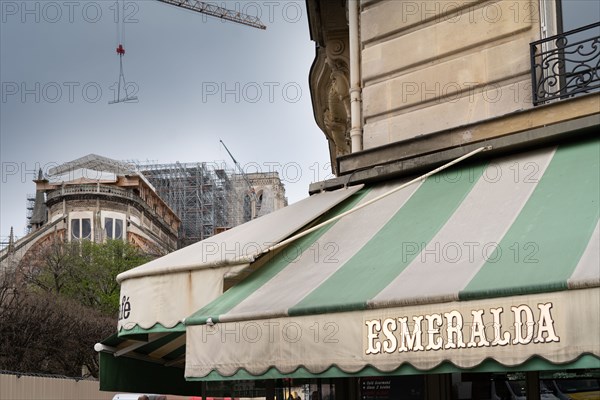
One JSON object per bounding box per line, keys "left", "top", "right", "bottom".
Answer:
{"left": 349, "top": 0, "right": 363, "bottom": 153}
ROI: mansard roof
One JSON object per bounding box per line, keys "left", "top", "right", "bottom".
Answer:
{"left": 48, "top": 154, "right": 137, "bottom": 177}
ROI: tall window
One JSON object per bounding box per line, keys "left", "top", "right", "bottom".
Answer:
{"left": 556, "top": 0, "right": 600, "bottom": 98}
{"left": 104, "top": 217, "right": 124, "bottom": 240}
{"left": 256, "top": 191, "right": 263, "bottom": 214}
{"left": 532, "top": 0, "right": 599, "bottom": 104}
{"left": 557, "top": 0, "right": 600, "bottom": 33}
{"left": 71, "top": 218, "right": 92, "bottom": 240}
{"left": 243, "top": 194, "right": 252, "bottom": 223}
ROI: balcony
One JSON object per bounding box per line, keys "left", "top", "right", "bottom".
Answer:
{"left": 530, "top": 22, "right": 600, "bottom": 106}
{"left": 46, "top": 184, "right": 134, "bottom": 202}
{"left": 45, "top": 184, "right": 178, "bottom": 236}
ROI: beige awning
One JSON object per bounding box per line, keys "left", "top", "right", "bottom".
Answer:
{"left": 183, "top": 139, "right": 600, "bottom": 378}
{"left": 116, "top": 185, "right": 363, "bottom": 334}
{"left": 186, "top": 288, "right": 599, "bottom": 377}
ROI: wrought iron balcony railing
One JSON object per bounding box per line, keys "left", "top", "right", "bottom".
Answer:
{"left": 530, "top": 22, "right": 600, "bottom": 106}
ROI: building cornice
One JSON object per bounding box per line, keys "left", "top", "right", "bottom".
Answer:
{"left": 310, "top": 94, "right": 600, "bottom": 194}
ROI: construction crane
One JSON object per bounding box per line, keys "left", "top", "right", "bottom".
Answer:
{"left": 111, "top": 0, "right": 266, "bottom": 104}
{"left": 220, "top": 140, "right": 258, "bottom": 220}
{"left": 156, "top": 0, "right": 267, "bottom": 30}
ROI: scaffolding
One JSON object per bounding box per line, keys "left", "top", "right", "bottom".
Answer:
{"left": 8, "top": 159, "right": 286, "bottom": 254}
{"left": 25, "top": 194, "right": 35, "bottom": 234}
{"left": 137, "top": 161, "right": 241, "bottom": 248}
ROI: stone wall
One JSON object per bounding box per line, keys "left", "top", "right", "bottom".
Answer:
{"left": 360, "top": 0, "right": 540, "bottom": 149}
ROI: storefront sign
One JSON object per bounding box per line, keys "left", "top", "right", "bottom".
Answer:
{"left": 361, "top": 377, "right": 391, "bottom": 399}
{"left": 360, "top": 376, "right": 424, "bottom": 400}
{"left": 365, "top": 302, "right": 560, "bottom": 355}
{"left": 118, "top": 296, "right": 131, "bottom": 321}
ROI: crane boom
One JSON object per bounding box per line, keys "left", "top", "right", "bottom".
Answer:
{"left": 219, "top": 140, "right": 256, "bottom": 201}
{"left": 156, "top": 0, "right": 267, "bottom": 30}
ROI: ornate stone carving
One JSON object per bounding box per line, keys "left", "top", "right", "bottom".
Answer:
{"left": 306, "top": 0, "right": 352, "bottom": 170}
{"left": 324, "top": 69, "right": 350, "bottom": 155}
{"left": 326, "top": 38, "right": 346, "bottom": 58}
{"left": 322, "top": 40, "right": 351, "bottom": 157}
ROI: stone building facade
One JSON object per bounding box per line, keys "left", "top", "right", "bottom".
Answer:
{"left": 228, "top": 172, "right": 288, "bottom": 228}
{"left": 307, "top": 0, "right": 599, "bottom": 179}
{"left": 0, "top": 154, "right": 180, "bottom": 270}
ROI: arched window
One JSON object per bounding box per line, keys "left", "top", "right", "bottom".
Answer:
{"left": 71, "top": 218, "right": 92, "bottom": 240}
{"left": 243, "top": 194, "right": 252, "bottom": 223}
{"left": 256, "top": 190, "right": 263, "bottom": 214}
{"left": 101, "top": 212, "right": 126, "bottom": 241}
{"left": 104, "top": 217, "right": 124, "bottom": 240}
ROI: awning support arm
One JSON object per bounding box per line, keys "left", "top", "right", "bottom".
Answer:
{"left": 119, "top": 145, "right": 491, "bottom": 280}
{"left": 94, "top": 343, "right": 164, "bottom": 365}
{"left": 94, "top": 332, "right": 170, "bottom": 358}
{"left": 257, "top": 145, "right": 492, "bottom": 257}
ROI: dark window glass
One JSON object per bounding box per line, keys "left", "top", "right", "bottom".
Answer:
{"left": 256, "top": 193, "right": 263, "bottom": 213}
{"left": 81, "top": 218, "right": 92, "bottom": 240}
{"left": 243, "top": 194, "right": 252, "bottom": 222}
{"left": 546, "top": 377, "right": 600, "bottom": 397}
{"left": 560, "top": 0, "right": 600, "bottom": 32}
{"left": 506, "top": 381, "right": 526, "bottom": 397}
{"left": 551, "top": 0, "right": 600, "bottom": 102}
{"left": 115, "top": 219, "right": 123, "bottom": 240}
{"left": 555, "top": 378, "right": 600, "bottom": 393}
{"left": 71, "top": 219, "right": 80, "bottom": 240}
{"left": 105, "top": 218, "right": 114, "bottom": 239}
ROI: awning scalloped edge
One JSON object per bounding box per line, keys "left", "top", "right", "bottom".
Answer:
{"left": 118, "top": 321, "right": 185, "bottom": 337}
{"left": 185, "top": 352, "right": 600, "bottom": 380}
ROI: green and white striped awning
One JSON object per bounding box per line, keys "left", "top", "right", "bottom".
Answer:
{"left": 184, "top": 138, "right": 600, "bottom": 379}
{"left": 96, "top": 330, "right": 201, "bottom": 394}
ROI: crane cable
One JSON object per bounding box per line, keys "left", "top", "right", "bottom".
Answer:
{"left": 110, "top": 0, "right": 137, "bottom": 104}
{"left": 115, "top": 0, "right": 122, "bottom": 49}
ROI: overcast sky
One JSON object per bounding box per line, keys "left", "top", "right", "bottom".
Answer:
{"left": 0, "top": 0, "right": 334, "bottom": 241}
